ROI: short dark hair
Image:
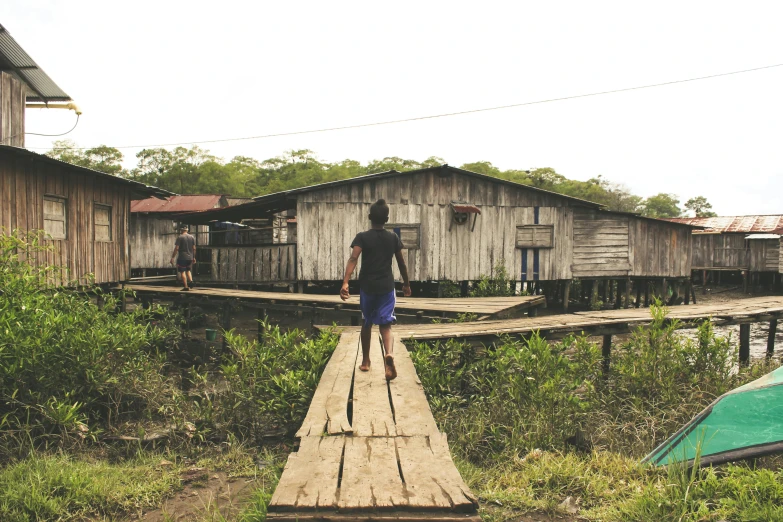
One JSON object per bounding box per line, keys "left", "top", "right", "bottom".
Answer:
{"left": 369, "top": 199, "right": 389, "bottom": 225}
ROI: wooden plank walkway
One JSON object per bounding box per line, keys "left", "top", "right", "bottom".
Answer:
{"left": 128, "top": 284, "right": 544, "bottom": 318}
{"left": 268, "top": 332, "right": 479, "bottom": 522}
{"left": 320, "top": 296, "right": 783, "bottom": 342}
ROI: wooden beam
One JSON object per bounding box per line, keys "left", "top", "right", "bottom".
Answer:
{"left": 562, "top": 280, "right": 571, "bottom": 312}
{"left": 768, "top": 319, "right": 778, "bottom": 358}
{"left": 739, "top": 323, "right": 751, "bottom": 366}
{"left": 602, "top": 335, "right": 612, "bottom": 374}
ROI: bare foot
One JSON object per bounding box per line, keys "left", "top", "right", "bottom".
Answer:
{"left": 384, "top": 355, "right": 397, "bottom": 381}
{"left": 359, "top": 361, "right": 371, "bottom": 372}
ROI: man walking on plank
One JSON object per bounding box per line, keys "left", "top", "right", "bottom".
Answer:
{"left": 170, "top": 225, "right": 197, "bottom": 291}
{"left": 340, "top": 199, "right": 411, "bottom": 381}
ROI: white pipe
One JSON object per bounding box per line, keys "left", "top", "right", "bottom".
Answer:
{"left": 25, "top": 102, "right": 82, "bottom": 115}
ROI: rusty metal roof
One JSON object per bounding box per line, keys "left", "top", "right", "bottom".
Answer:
{"left": 451, "top": 203, "right": 481, "bottom": 214}
{"left": 131, "top": 195, "right": 225, "bottom": 213}
{"left": 666, "top": 215, "right": 783, "bottom": 234}
{"left": 0, "top": 24, "right": 71, "bottom": 102}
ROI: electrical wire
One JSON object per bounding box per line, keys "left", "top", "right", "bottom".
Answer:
{"left": 37, "top": 62, "right": 783, "bottom": 151}
{"left": 26, "top": 113, "right": 80, "bottom": 137}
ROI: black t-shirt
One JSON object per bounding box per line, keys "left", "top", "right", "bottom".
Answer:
{"left": 350, "top": 228, "right": 403, "bottom": 294}
{"left": 175, "top": 233, "right": 196, "bottom": 261}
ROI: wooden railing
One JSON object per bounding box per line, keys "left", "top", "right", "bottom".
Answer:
{"left": 202, "top": 244, "right": 297, "bottom": 283}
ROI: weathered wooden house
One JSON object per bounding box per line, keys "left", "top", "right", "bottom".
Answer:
{"left": 181, "top": 165, "right": 697, "bottom": 304}
{"left": 130, "top": 194, "right": 226, "bottom": 275}
{"left": 0, "top": 24, "right": 168, "bottom": 285}
{"left": 667, "top": 215, "right": 783, "bottom": 288}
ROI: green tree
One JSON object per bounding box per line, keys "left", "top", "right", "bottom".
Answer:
{"left": 46, "top": 140, "right": 126, "bottom": 177}
{"left": 684, "top": 196, "right": 717, "bottom": 217}
{"left": 642, "top": 193, "right": 682, "bottom": 218}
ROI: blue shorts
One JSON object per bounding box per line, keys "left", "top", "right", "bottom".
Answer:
{"left": 360, "top": 290, "right": 396, "bottom": 327}
{"left": 176, "top": 259, "right": 192, "bottom": 273}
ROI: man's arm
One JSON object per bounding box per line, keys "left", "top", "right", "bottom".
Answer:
{"left": 340, "top": 246, "right": 362, "bottom": 300}
{"left": 395, "top": 250, "right": 412, "bottom": 296}
{"left": 170, "top": 243, "right": 179, "bottom": 265}
{"left": 192, "top": 241, "right": 197, "bottom": 264}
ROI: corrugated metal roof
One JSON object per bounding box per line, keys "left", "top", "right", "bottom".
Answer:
{"left": 0, "top": 145, "right": 171, "bottom": 199}
{"left": 0, "top": 24, "right": 71, "bottom": 102}
{"left": 131, "top": 195, "right": 225, "bottom": 213}
{"left": 745, "top": 234, "right": 781, "bottom": 240}
{"left": 666, "top": 215, "right": 783, "bottom": 233}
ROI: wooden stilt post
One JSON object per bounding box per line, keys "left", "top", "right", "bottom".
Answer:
{"left": 257, "top": 308, "right": 267, "bottom": 343}
{"left": 644, "top": 281, "right": 650, "bottom": 307}
{"left": 297, "top": 281, "right": 305, "bottom": 293}
{"left": 691, "top": 282, "right": 697, "bottom": 304}
{"left": 614, "top": 280, "right": 622, "bottom": 309}
{"left": 602, "top": 335, "right": 612, "bottom": 374}
{"left": 563, "top": 281, "right": 572, "bottom": 312}
{"left": 120, "top": 284, "right": 127, "bottom": 313}
{"left": 624, "top": 278, "right": 632, "bottom": 309}
{"left": 601, "top": 280, "right": 608, "bottom": 304}
{"left": 437, "top": 282, "right": 444, "bottom": 298}
{"left": 310, "top": 305, "right": 317, "bottom": 334}
{"left": 702, "top": 270, "right": 708, "bottom": 295}
{"left": 768, "top": 319, "right": 778, "bottom": 358}
{"left": 635, "top": 282, "right": 642, "bottom": 308}
{"left": 590, "top": 280, "right": 599, "bottom": 309}
{"left": 460, "top": 280, "right": 469, "bottom": 297}
{"left": 739, "top": 323, "right": 751, "bottom": 366}
{"left": 684, "top": 280, "right": 691, "bottom": 305}
{"left": 662, "top": 278, "right": 668, "bottom": 304}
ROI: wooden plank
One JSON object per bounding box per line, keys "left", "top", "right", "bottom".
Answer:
{"left": 387, "top": 339, "right": 439, "bottom": 437}
{"left": 338, "top": 437, "right": 406, "bottom": 509}
{"left": 296, "top": 331, "right": 360, "bottom": 437}
{"left": 351, "top": 334, "right": 396, "bottom": 437}
{"left": 269, "top": 436, "right": 344, "bottom": 510}
{"left": 396, "top": 435, "right": 478, "bottom": 510}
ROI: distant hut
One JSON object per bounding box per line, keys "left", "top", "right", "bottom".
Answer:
{"left": 667, "top": 215, "right": 783, "bottom": 290}
{"left": 179, "top": 165, "right": 698, "bottom": 307}
{"left": 0, "top": 25, "right": 167, "bottom": 285}
{"left": 130, "top": 194, "right": 227, "bottom": 276}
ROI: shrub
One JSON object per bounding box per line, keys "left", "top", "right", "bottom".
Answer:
{"left": 469, "top": 262, "right": 515, "bottom": 297}
{"left": 0, "top": 231, "right": 182, "bottom": 447}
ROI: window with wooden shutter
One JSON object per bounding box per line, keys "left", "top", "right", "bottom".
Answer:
{"left": 43, "top": 196, "right": 67, "bottom": 240}
{"left": 516, "top": 225, "right": 554, "bottom": 248}
{"left": 94, "top": 204, "right": 112, "bottom": 242}
{"left": 388, "top": 224, "right": 421, "bottom": 249}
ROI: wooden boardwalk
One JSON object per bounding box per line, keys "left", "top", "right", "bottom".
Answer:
{"left": 268, "top": 332, "right": 479, "bottom": 522}
{"left": 128, "top": 284, "right": 544, "bottom": 319}
{"left": 320, "top": 295, "right": 783, "bottom": 342}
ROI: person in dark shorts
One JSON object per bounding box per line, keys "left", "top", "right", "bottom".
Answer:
{"left": 170, "top": 225, "right": 197, "bottom": 291}
{"left": 340, "top": 199, "right": 411, "bottom": 381}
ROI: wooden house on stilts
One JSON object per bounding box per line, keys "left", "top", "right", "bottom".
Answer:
{"left": 179, "top": 165, "right": 699, "bottom": 308}
{"left": 0, "top": 23, "right": 169, "bottom": 285}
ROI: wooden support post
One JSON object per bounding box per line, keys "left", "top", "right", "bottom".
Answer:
{"left": 297, "top": 302, "right": 303, "bottom": 319}
{"left": 310, "top": 305, "right": 317, "bottom": 334}
{"left": 601, "top": 280, "right": 608, "bottom": 304}
{"left": 702, "top": 270, "right": 708, "bottom": 294}
{"left": 288, "top": 284, "right": 294, "bottom": 293}
{"left": 528, "top": 305, "right": 538, "bottom": 317}
{"left": 739, "top": 323, "right": 751, "bottom": 366}
{"left": 257, "top": 308, "right": 267, "bottom": 343}
{"left": 768, "top": 319, "right": 778, "bottom": 358}
{"left": 297, "top": 282, "right": 305, "bottom": 294}
{"left": 644, "top": 282, "right": 650, "bottom": 307}
{"left": 460, "top": 280, "right": 469, "bottom": 297}
{"left": 635, "top": 282, "right": 642, "bottom": 308}
{"left": 684, "top": 280, "right": 691, "bottom": 305}
{"left": 742, "top": 270, "right": 748, "bottom": 294}
{"left": 437, "top": 282, "right": 444, "bottom": 298}
{"left": 120, "top": 285, "right": 127, "bottom": 313}
{"left": 662, "top": 278, "right": 668, "bottom": 304}
{"left": 602, "top": 335, "right": 612, "bottom": 374}
{"left": 624, "top": 278, "right": 631, "bottom": 309}
{"left": 614, "top": 280, "right": 622, "bottom": 309}
{"left": 590, "top": 280, "right": 599, "bottom": 309}
{"left": 562, "top": 281, "right": 572, "bottom": 312}
{"left": 691, "top": 282, "right": 697, "bottom": 304}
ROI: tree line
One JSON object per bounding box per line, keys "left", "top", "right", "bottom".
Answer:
{"left": 45, "top": 140, "right": 716, "bottom": 218}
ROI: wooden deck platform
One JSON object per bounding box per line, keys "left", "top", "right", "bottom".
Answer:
{"left": 127, "top": 284, "right": 544, "bottom": 319}
{"left": 320, "top": 295, "right": 783, "bottom": 342}
{"left": 268, "top": 332, "right": 479, "bottom": 522}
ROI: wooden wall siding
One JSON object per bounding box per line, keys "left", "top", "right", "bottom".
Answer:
{"left": 571, "top": 210, "right": 631, "bottom": 277}
{"left": 0, "top": 152, "right": 131, "bottom": 285}
{"left": 691, "top": 234, "right": 749, "bottom": 269}
{"left": 207, "top": 245, "right": 296, "bottom": 282}
{"left": 628, "top": 218, "right": 692, "bottom": 278}
{"left": 0, "top": 72, "right": 25, "bottom": 148}
{"left": 780, "top": 238, "right": 783, "bottom": 274}
{"left": 749, "top": 239, "right": 780, "bottom": 272}
{"left": 296, "top": 170, "right": 580, "bottom": 282}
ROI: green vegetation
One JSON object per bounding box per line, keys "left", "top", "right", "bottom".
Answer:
{"left": 411, "top": 306, "right": 783, "bottom": 520}
{"left": 0, "top": 231, "right": 330, "bottom": 521}
{"left": 47, "top": 141, "right": 707, "bottom": 217}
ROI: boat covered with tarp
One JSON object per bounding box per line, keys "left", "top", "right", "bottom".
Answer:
{"left": 643, "top": 365, "right": 783, "bottom": 467}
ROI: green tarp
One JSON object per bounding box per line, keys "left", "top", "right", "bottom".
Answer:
{"left": 644, "top": 365, "right": 783, "bottom": 467}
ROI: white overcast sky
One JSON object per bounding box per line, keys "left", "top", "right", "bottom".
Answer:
{"left": 5, "top": 1, "right": 782, "bottom": 214}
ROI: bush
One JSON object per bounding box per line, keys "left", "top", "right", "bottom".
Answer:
{"left": 203, "top": 324, "right": 339, "bottom": 442}
{"left": 0, "top": 231, "right": 181, "bottom": 447}
{"left": 469, "top": 262, "right": 515, "bottom": 297}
